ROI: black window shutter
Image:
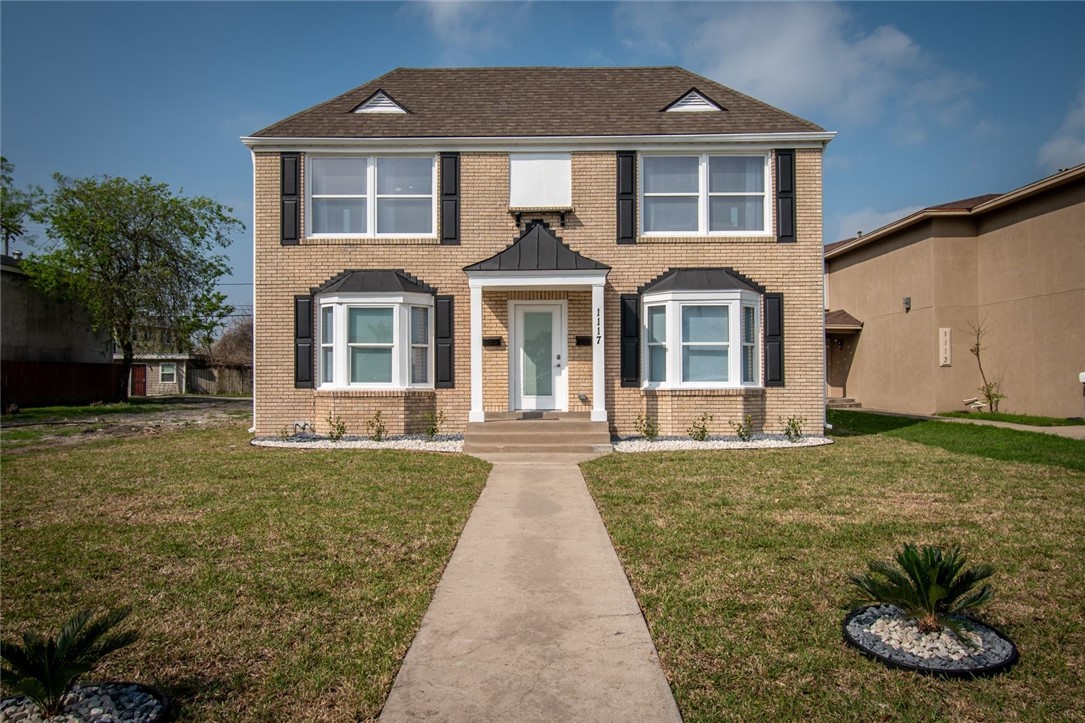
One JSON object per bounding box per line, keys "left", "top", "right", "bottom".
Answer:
{"left": 776, "top": 150, "right": 795, "bottom": 243}
{"left": 440, "top": 153, "right": 460, "bottom": 245}
{"left": 620, "top": 293, "right": 640, "bottom": 387}
{"left": 764, "top": 293, "right": 784, "bottom": 387}
{"left": 281, "top": 153, "right": 300, "bottom": 245}
{"left": 617, "top": 151, "right": 636, "bottom": 245}
{"left": 435, "top": 295, "right": 454, "bottom": 388}
{"left": 294, "top": 295, "right": 313, "bottom": 388}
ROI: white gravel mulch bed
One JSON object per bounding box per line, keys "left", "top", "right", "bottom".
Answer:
{"left": 252, "top": 434, "right": 464, "bottom": 452}
{"left": 0, "top": 682, "right": 165, "bottom": 722}
{"left": 612, "top": 434, "right": 832, "bottom": 452}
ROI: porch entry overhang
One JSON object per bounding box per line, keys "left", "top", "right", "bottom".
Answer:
{"left": 464, "top": 223, "right": 611, "bottom": 423}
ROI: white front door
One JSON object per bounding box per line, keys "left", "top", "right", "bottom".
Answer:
{"left": 512, "top": 303, "right": 565, "bottom": 411}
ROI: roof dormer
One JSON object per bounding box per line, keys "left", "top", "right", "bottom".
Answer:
{"left": 353, "top": 90, "right": 407, "bottom": 114}
{"left": 663, "top": 88, "right": 723, "bottom": 113}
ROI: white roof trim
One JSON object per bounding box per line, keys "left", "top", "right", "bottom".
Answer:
{"left": 666, "top": 90, "right": 721, "bottom": 113}
{"left": 242, "top": 131, "right": 835, "bottom": 152}
{"left": 466, "top": 269, "right": 609, "bottom": 290}
{"left": 353, "top": 91, "right": 407, "bottom": 114}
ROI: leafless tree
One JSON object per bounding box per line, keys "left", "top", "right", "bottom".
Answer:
{"left": 966, "top": 315, "right": 1006, "bottom": 412}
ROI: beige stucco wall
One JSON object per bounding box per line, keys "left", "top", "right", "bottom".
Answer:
{"left": 826, "top": 176, "right": 1085, "bottom": 418}
{"left": 253, "top": 149, "right": 826, "bottom": 437}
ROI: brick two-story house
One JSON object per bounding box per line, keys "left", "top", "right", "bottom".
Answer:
{"left": 243, "top": 67, "right": 833, "bottom": 437}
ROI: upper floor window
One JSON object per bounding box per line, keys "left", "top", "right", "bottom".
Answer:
{"left": 308, "top": 155, "right": 435, "bottom": 238}
{"left": 640, "top": 154, "right": 769, "bottom": 236}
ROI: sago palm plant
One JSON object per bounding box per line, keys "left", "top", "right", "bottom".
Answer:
{"left": 0, "top": 607, "right": 139, "bottom": 716}
{"left": 850, "top": 543, "right": 994, "bottom": 640}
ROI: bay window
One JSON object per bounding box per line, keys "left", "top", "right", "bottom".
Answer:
{"left": 317, "top": 293, "right": 434, "bottom": 388}
{"left": 641, "top": 154, "right": 769, "bottom": 235}
{"left": 642, "top": 291, "right": 761, "bottom": 388}
{"left": 308, "top": 155, "right": 435, "bottom": 238}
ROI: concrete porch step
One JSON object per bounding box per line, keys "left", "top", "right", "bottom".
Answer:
{"left": 465, "top": 443, "right": 613, "bottom": 454}
{"left": 464, "top": 416, "right": 612, "bottom": 454}
{"left": 827, "top": 397, "right": 862, "bottom": 409}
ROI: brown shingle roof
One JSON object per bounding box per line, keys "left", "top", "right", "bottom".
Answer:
{"left": 926, "top": 194, "right": 1002, "bottom": 211}
{"left": 252, "top": 67, "right": 824, "bottom": 139}
{"left": 825, "top": 309, "right": 863, "bottom": 331}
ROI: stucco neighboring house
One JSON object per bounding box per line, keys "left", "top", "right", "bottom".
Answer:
{"left": 825, "top": 163, "right": 1085, "bottom": 418}
{"left": 1, "top": 253, "right": 119, "bottom": 407}
{"left": 242, "top": 67, "right": 834, "bottom": 438}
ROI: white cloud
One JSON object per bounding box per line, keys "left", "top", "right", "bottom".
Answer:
{"left": 415, "top": 1, "right": 532, "bottom": 65}
{"left": 1037, "top": 82, "right": 1085, "bottom": 173}
{"left": 831, "top": 205, "right": 924, "bottom": 244}
{"left": 620, "top": 2, "right": 977, "bottom": 129}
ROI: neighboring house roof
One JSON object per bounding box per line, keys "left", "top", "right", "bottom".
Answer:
{"left": 113, "top": 353, "right": 194, "bottom": 361}
{"left": 249, "top": 67, "right": 825, "bottom": 139}
{"left": 825, "top": 309, "right": 863, "bottom": 333}
{"left": 825, "top": 163, "right": 1085, "bottom": 260}
{"left": 639, "top": 267, "right": 765, "bottom": 294}
{"left": 464, "top": 223, "right": 610, "bottom": 272}
{"left": 312, "top": 268, "right": 436, "bottom": 295}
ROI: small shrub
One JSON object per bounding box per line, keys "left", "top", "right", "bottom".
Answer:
{"left": 278, "top": 425, "right": 291, "bottom": 442}
{"left": 424, "top": 410, "right": 446, "bottom": 441}
{"left": 730, "top": 414, "right": 754, "bottom": 442}
{"left": 634, "top": 415, "right": 658, "bottom": 440}
{"left": 326, "top": 413, "right": 347, "bottom": 443}
{"left": 687, "top": 412, "right": 713, "bottom": 441}
{"left": 0, "top": 608, "right": 139, "bottom": 717}
{"left": 849, "top": 543, "right": 994, "bottom": 642}
{"left": 365, "top": 410, "right": 386, "bottom": 442}
{"left": 780, "top": 415, "right": 805, "bottom": 442}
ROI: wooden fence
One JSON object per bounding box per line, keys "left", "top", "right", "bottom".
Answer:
{"left": 187, "top": 366, "right": 253, "bottom": 395}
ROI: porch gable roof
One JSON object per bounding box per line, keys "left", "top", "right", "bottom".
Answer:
{"left": 463, "top": 223, "right": 610, "bottom": 273}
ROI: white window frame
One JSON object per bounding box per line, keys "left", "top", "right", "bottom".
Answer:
{"left": 639, "top": 153, "right": 771, "bottom": 237}
{"left": 316, "top": 292, "right": 434, "bottom": 389}
{"left": 159, "top": 362, "right": 177, "bottom": 384}
{"left": 641, "top": 289, "right": 762, "bottom": 389}
{"left": 306, "top": 154, "right": 437, "bottom": 239}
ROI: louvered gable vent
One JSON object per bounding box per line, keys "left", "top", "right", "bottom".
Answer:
{"left": 665, "top": 89, "right": 722, "bottom": 113}
{"left": 353, "top": 90, "right": 407, "bottom": 114}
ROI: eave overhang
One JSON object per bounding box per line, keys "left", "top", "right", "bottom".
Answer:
{"left": 241, "top": 131, "right": 836, "bottom": 153}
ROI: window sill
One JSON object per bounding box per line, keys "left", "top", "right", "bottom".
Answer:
{"left": 315, "top": 387, "right": 436, "bottom": 396}
{"left": 642, "top": 386, "right": 764, "bottom": 397}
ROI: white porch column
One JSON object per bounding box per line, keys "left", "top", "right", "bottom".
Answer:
{"left": 591, "top": 283, "right": 607, "bottom": 423}
{"left": 469, "top": 284, "right": 485, "bottom": 422}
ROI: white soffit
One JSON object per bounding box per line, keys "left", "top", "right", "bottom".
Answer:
{"left": 666, "top": 90, "right": 722, "bottom": 113}
{"left": 354, "top": 91, "right": 406, "bottom": 114}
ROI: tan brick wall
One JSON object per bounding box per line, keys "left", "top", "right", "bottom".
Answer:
{"left": 253, "top": 148, "right": 825, "bottom": 436}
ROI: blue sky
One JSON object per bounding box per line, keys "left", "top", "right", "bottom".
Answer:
{"left": 3, "top": 1, "right": 1084, "bottom": 314}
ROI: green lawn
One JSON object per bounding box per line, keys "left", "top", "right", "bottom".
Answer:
{"left": 1, "top": 424, "right": 490, "bottom": 721}
{"left": 829, "top": 408, "right": 1085, "bottom": 472}
{"left": 581, "top": 421, "right": 1085, "bottom": 721}
{"left": 938, "top": 410, "right": 1085, "bottom": 426}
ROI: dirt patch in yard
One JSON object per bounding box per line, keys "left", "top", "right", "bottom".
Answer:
{"left": 1, "top": 396, "right": 252, "bottom": 453}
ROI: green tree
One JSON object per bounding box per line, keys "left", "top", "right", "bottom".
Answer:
{"left": 1, "top": 157, "right": 43, "bottom": 255}
{"left": 24, "top": 173, "right": 242, "bottom": 400}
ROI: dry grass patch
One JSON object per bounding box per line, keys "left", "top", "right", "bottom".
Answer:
{"left": 1, "top": 423, "right": 490, "bottom": 721}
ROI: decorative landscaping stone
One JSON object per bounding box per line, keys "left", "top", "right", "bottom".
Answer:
{"left": 843, "top": 604, "right": 1018, "bottom": 678}
{"left": 613, "top": 434, "right": 833, "bottom": 452}
{"left": 252, "top": 434, "right": 464, "bottom": 452}
{"left": 0, "top": 682, "right": 168, "bottom": 723}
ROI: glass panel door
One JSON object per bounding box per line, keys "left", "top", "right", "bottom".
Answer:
{"left": 514, "top": 305, "right": 563, "bottom": 411}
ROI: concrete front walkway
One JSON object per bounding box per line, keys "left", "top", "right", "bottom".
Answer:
{"left": 380, "top": 453, "right": 682, "bottom": 722}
